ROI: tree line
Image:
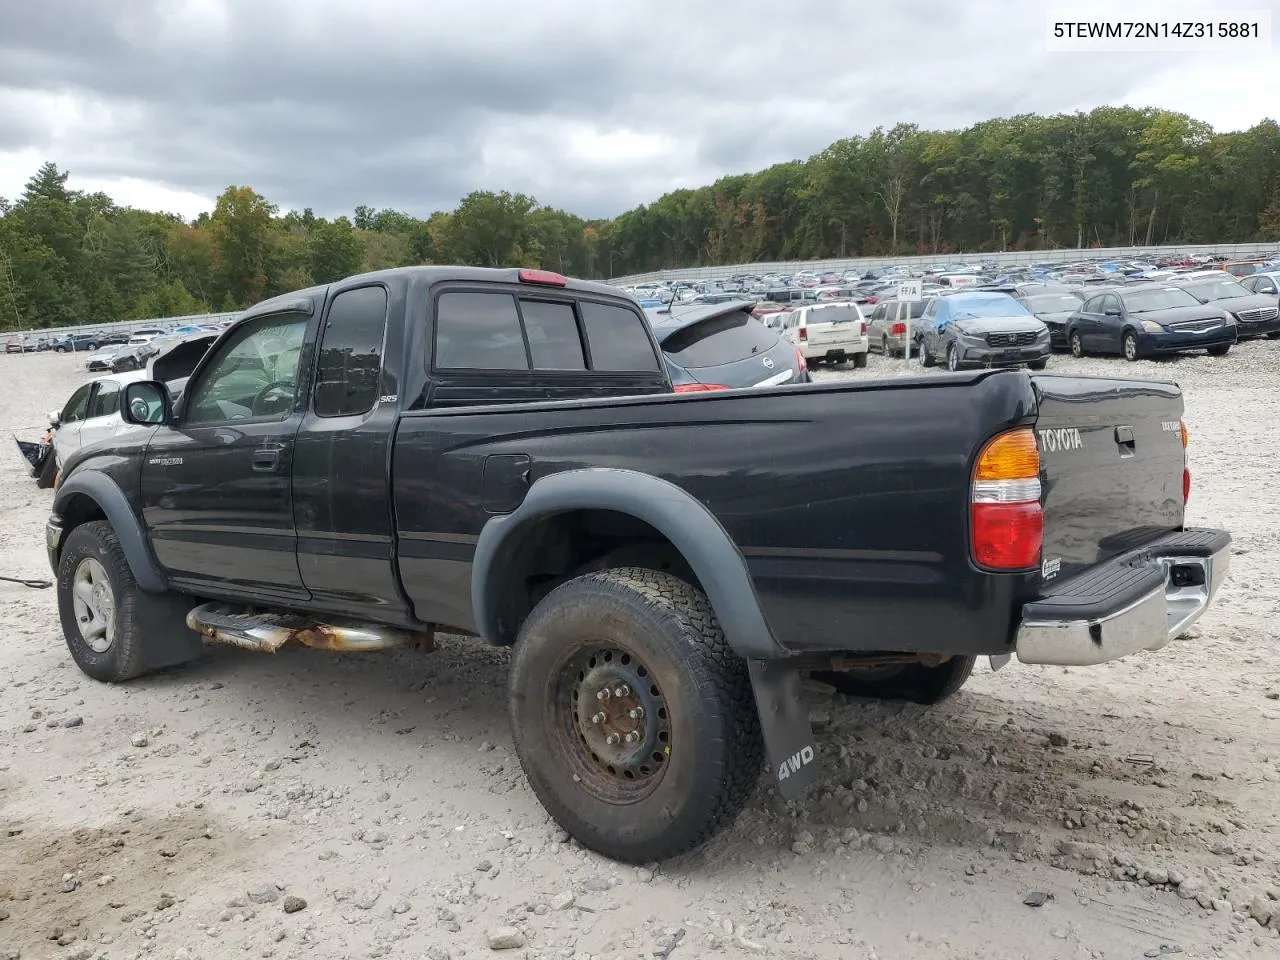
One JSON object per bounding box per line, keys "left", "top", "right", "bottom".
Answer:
{"left": 2, "top": 106, "right": 1278, "bottom": 330}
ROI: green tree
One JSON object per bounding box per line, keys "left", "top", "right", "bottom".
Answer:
{"left": 208, "top": 186, "right": 276, "bottom": 306}
{"left": 309, "top": 216, "right": 365, "bottom": 283}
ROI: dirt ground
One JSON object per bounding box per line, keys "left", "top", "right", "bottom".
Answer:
{"left": 1, "top": 344, "right": 1277, "bottom": 960}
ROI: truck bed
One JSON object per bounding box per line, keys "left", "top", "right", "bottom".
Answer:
{"left": 391, "top": 369, "right": 1187, "bottom": 658}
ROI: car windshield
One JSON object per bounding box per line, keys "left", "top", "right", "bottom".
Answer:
{"left": 1026, "top": 294, "right": 1084, "bottom": 313}
{"left": 948, "top": 294, "right": 1030, "bottom": 320}
{"left": 1122, "top": 288, "right": 1200, "bottom": 312}
{"left": 1182, "top": 279, "right": 1251, "bottom": 302}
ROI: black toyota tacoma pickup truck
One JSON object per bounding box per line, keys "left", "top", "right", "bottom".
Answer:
{"left": 47, "top": 266, "right": 1231, "bottom": 862}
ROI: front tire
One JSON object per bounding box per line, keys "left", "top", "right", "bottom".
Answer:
{"left": 57, "top": 522, "right": 148, "bottom": 682}
{"left": 1028, "top": 357, "right": 1048, "bottom": 370}
{"left": 1122, "top": 331, "right": 1140, "bottom": 362}
{"left": 508, "top": 568, "right": 762, "bottom": 862}
{"left": 1207, "top": 344, "right": 1231, "bottom": 357}
{"left": 811, "top": 655, "right": 977, "bottom": 706}
{"left": 946, "top": 342, "right": 961, "bottom": 371}
{"left": 919, "top": 339, "right": 935, "bottom": 368}
{"left": 1069, "top": 331, "right": 1084, "bottom": 358}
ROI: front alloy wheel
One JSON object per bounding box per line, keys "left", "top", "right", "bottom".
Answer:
{"left": 946, "top": 342, "right": 960, "bottom": 371}
{"left": 1123, "top": 332, "right": 1139, "bottom": 362}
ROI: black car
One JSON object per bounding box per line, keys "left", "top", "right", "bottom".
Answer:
{"left": 645, "top": 301, "right": 808, "bottom": 390}
{"left": 1013, "top": 286, "right": 1086, "bottom": 351}
{"left": 1172, "top": 276, "right": 1280, "bottom": 340}
{"left": 1065, "top": 286, "right": 1236, "bottom": 361}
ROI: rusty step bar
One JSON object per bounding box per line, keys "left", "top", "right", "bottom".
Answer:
{"left": 186, "top": 602, "right": 435, "bottom": 654}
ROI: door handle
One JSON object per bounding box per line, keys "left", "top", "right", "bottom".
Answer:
{"left": 252, "top": 449, "right": 281, "bottom": 472}
{"left": 1115, "top": 425, "right": 1135, "bottom": 457}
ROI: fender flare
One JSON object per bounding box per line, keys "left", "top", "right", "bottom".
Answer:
{"left": 53, "top": 472, "right": 168, "bottom": 593}
{"left": 471, "top": 468, "right": 786, "bottom": 660}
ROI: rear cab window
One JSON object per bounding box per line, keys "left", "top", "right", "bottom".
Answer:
{"left": 428, "top": 286, "right": 665, "bottom": 405}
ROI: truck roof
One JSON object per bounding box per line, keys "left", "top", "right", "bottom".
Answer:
{"left": 243, "top": 266, "right": 631, "bottom": 321}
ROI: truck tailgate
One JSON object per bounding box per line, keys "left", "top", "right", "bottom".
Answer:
{"left": 1033, "top": 374, "right": 1186, "bottom": 581}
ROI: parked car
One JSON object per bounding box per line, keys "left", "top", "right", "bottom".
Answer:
{"left": 1064, "top": 285, "right": 1236, "bottom": 361}
{"left": 1241, "top": 270, "right": 1280, "bottom": 303}
{"left": 645, "top": 301, "right": 808, "bottom": 390}
{"left": 48, "top": 264, "right": 1229, "bottom": 864}
{"left": 5, "top": 336, "right": 24, "bottom": 354}
{"left": 867, "top": 298, "right": 929, "bottom": 357}
{"left": 53, "top": 333, "right": 104, "bottom": 353}
{"left": 1012, "top": 287, "right": 1086, "bottom": 351}
{"left": 49, "top": 369, "right": 153, "bottom": 472}
{"left": 87, "top": 344, "right": 138, "bottom": 371}
{"left": 1169, "top": 275, "right": 1280, "bottom": 340}
{"left": 776, "top": 302, "right": 870, "bottom": 367}
{"left": 917, "top": 292, "right": 1050, "bottom": 371}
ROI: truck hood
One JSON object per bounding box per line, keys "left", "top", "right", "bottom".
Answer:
{"left": 952, "top": 316, "right": 1045, "bottom": 335}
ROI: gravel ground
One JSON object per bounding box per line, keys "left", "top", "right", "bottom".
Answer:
{"left": 1, "top": 344, "right": 1278, "bottom": 960}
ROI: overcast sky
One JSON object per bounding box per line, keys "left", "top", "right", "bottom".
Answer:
{"left": 1, "top": 0, "right": 1276, "bottom": 221}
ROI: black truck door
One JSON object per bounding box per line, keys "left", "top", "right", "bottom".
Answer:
{"left": 140, "top": 308, "right": 314, "bottom": 601}
{"left": 291, "top": 282, "right": 411, "bottom": 621}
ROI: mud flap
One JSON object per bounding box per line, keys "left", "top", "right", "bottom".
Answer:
{"left": 748, "top": 659, "right": 820, "bottom": 801}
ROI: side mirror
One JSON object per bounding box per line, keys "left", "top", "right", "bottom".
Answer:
{"left": 1104, "top": 307, "right": 1121, "bottom": 317}
{"left": 48, "top": 410, "right": 61, "bottom": 428}
{"left": 121, "top": 381, "right": 173, "bottom": 426}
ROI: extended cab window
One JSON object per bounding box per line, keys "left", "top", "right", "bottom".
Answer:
{"left": 88, "top": 380, "right": 120, "bottom": 419}
{"left": 581, "top": 301, "right": 660, "bottom": 371}
{"left": 315, "top": 286, "right": 388, "bottom": 417}
{"left": 435, "top": 292, "right": 529, "bottom": 370}
{"left": 186, "top": 313, "right": 308, "bottom": 424}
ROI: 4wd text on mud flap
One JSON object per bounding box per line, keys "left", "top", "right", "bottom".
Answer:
{"left": 777, "top": 744, "right": 815, "bottom": 781}
{"left": 1038, "top": 427, "right": 1083, "bottom": 452}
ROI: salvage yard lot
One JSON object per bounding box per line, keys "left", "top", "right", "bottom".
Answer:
{"left": 1, "top": 346, "right": 1278, "bottom": 960}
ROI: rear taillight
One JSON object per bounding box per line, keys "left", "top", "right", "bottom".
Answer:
{"left": 799, "top": 326, "right": 808, "bottom": 341}
{"left": 674, "top": 383, "right": 730, "bottom": 393}
{"left": 891, "top": 322, "right": 906, "bottom": 335}
{"left": 860, "top": 321, "right": 868, "bottom": 335}
{"left": 1181, "top": 418, "right": 1190, "bottom": 504}
{"left": 794, "top": 346, "right": 807, "bottom": 372}
{"left": 971, "top": 428, "right": 1043, "bottom": 571}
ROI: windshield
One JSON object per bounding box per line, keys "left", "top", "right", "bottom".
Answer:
{"left": 1121, "top": 287, "right": 1200, "bottom": 312}
{"left": 948, "top": 294, "right": 1030, "bottom": 321}
{"left": 1182, "top": 279, "right": 1251, "bottom": 302}
{"left": 1026, "top": 294, "right": 1084, "bottom": 313}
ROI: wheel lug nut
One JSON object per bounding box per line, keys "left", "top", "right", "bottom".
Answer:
{"left": 596, "top": 688, "right": 610, "bottom": 701}
{"left": 605, "top": 733, "right": 620, "bottom": 746}
{"left": 629, "top": 707, "right": 645, "bottom": 720}
{"left": 591, "top": 712, "right": 605, "bottom": 724}
{"left": 614, "top": 684, "right": 630, "bottom": 697}
{"left": 624, "top": 731, "right": 639, "bottom": 744}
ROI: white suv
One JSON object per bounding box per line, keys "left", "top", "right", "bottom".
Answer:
{"left": 776, "top": 302, "right": 870, "bottom": 368}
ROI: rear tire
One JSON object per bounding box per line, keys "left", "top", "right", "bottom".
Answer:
{"left": 508, "top": 567, "right": 762, "bottom": 862}
{"left": 811, "top": 655, "right": 976, "bottom": 706}
{"left": 852, "top": 351, "right": 868, "bottom": 369}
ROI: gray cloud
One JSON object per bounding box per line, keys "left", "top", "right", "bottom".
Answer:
{"left": 0, "top": 0, "right": 1272, "bottom": 219}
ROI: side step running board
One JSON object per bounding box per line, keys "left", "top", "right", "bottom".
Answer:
{"left": 186, "top": 602, "right": 435, "bottom": 654}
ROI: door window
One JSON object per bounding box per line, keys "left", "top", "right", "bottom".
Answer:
{"left": 60, "top": 385, "right": 92, "bottom": 424}
{"left": 1081, "top": 296, "right": 1102, "bottom": 313}
{"left": 185, "top": 312, "right": 309, "bottom": 424}
{"left": 314, "top": 286, "right": 389, "bottom": 418}
{"left": 88, "top": 380, "right": 121, "bottom": 419}
{"left": 1101, "top": 294, "right": 1122, "bottom": 315}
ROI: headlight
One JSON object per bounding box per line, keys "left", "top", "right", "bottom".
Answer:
{"left": 1223, "top": 311, "right": 1237, "bottom": 325}
{"left": 1140, "top": 320, "right": 1164, "bottom": 333}
{"left": 1036, "top": 327, "right": 1050, "bottom": 338}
